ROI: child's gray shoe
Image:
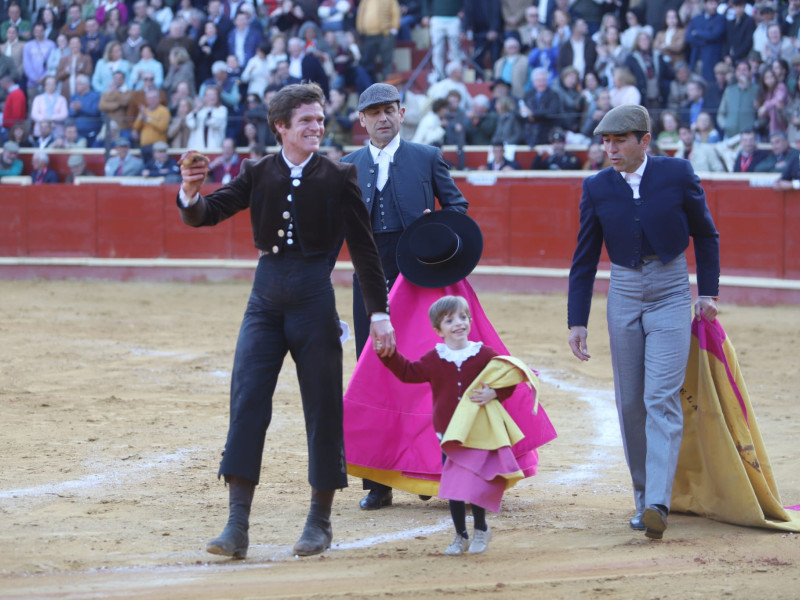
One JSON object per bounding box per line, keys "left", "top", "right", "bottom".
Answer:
{"left": 468, "top": 527, "right": 491, "bottom": 554}
{"left": 444, "top": 533, "right": 470, "bottom": 555}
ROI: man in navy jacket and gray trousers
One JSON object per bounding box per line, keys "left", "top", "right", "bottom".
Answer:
{"left": 341, "top": 82, "right": 468, "bottom": 511}
{"left": 567, "top": 104, "right": 720, "bottom": 540}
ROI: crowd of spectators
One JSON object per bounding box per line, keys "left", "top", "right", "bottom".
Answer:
{"left": 458, "top": 0, "right": 800, "bottom": 174}
{"left": 0, "top": 0, "right": 418, "bottom": 181}
{"left": 2, "top": 0, "right": 800, "bottom": 183}
{"left": 409, "top": 0, "right": 800, "bottom": 176}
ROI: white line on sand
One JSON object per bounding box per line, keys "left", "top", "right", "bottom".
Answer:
{"left": 334, "top": 519, "right": 453, "bottom": 550}
{"left": 0, "top": 448, "right": 199, "bottom": 500}
{"left": 1, "top": 372, "right": 618, "bottom": 499}
{"left": 0, "top": 372, "right": 619, "bottom": 558}
{"left": 534, "top": 370, "right": 619, "bottom": 486}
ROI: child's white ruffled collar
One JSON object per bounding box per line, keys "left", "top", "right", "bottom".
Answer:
{"left": 435, "top": 340, "right": 483, "bottom": 365}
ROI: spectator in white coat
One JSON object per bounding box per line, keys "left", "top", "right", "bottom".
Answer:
{"left": 186, "top": 85, "right": 228, "bottom": 150}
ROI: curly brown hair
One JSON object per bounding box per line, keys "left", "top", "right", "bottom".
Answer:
{"left": 268, "top": 83, "right": 325, "bottom": 145}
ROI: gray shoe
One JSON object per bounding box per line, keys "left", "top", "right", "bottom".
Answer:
{"left": 468, "top": 527, "right": 492, "bottom": 554}
{"left": 444, "top": 533, "right": 470, "bottom": 556}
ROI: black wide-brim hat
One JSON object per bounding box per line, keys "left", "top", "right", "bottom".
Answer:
{"left": 396, "top": 211, "right": 483, "bottom": 289}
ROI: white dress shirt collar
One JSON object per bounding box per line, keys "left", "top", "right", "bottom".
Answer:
{"left": 281, "top": 150, "right": 313, "bottom": 178}
{"left": 368, "top": 133, "right": 400, "bottom": 190}
{"left": 620, "top": 153, "right": 648, "bottom": 199}
{"left": 368, "top": 132, "right": 400, "bottom": 161}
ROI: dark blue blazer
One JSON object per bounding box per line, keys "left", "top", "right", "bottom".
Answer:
{"left": 685, "top": 13, "right": 726, "bottom": 82}
{"left": 568, "top": 155, "right": 720, "bottom": 327}
{"left": 211, "top": 15, "right": 233, "bottom": 41}
{"left": 68, "top": 89, "right": 102, "bottom": 139}
{"left": 340, "top": 139, "right": 468, "bottom": 228}
{"left": 227, "top": 27, "right": 262, "bottom": 67}
{"left": 301, "top": 53, "right": 330, "bottom": 98}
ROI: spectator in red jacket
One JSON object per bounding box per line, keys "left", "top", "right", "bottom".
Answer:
{"left": 0, "top": 74, "right": 27, "bottom": 129}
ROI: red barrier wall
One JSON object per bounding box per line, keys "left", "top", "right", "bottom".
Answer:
{"left": 1, "top": 176, "right": 796, "bottom": 283}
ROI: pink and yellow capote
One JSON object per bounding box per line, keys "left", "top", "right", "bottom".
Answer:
{"left": 343, "top": 276, "right": 557, "bottom": 511}
{"left": 672, "top": 316, "right": 800, "bottom": 530}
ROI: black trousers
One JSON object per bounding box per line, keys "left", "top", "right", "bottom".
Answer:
{"left": 353, "top": 230, "right": 401, "bottom": 493}
{"left": 218, "top": 253, "right": 348, "bottom": 490}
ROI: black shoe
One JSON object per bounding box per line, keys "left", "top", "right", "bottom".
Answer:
{"left": 359, "top": 489, "right": 392, "bottom": 510}
{"left": 629, "top": 512, "right": 645, "bottom": 531}
{"left": 292, "top": 519, "right": 332, "bottom": 556}
{"left": 418, "top": 495, "right": 432, "bottom": 501}
{"left": 643, "top": 505, "right": 668, "bottom": 540}
{"left": 206, "top": 523, "right": 249, "bottom": 559}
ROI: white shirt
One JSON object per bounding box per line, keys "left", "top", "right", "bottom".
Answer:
{"left": 234, "top": 29, "right": 247, "bottom": 66}
{"left": 571, "top": 38, "right": 586, "bottom": 80}
{"left": 368, "top": 132, "right": 400, "bottom": 191}
{"left": 288, "top": 54, "right": 303, "bottom": 79}
{"left": 620, "top": 153, "right": 647, "bottom": 199}
{"left": 538, "top": 0, "right": 549, "bottom": 24}
{"left": 228, "top": 0, "right": 243, "bottom": 18}
{"left": 281, "top": 149, "right": 313, "bottom": 177}
{"left": 68, "top": 55, "right": 78, "bottom": 96}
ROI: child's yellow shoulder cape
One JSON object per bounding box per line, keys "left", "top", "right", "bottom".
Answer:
{"left": 441, "top": 356, "right": 539, "bottom": 451}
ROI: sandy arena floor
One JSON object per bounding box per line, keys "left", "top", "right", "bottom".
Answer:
{"left": 0, "top": 279, "right": 798, "bottom": 599}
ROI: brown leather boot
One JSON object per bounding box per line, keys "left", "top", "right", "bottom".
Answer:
{"left": 206, "top": 476, "right": 255, "bottom": 559}
{"left": 292, "top": 488, "right": 334, "bottom": 556}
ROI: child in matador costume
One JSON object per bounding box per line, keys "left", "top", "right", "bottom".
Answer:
{"left": 343, "top": 211, "right": 557, "bottom": 553}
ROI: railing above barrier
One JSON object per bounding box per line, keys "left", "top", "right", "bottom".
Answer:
{"left": 8, "top": 143, "right": 671, "bottom": 182}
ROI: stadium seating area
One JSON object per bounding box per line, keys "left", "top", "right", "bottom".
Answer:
{"left": 0, "top": 0, "right": 793, "bottom": 184}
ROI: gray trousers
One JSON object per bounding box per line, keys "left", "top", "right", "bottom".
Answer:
{"left": 360, "top": 33, "right": 396, "bottom": 82}
{"left": 607, "top": 254, "right": 691, "bottom": 513}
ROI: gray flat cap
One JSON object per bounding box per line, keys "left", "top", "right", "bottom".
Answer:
{"left": 152, "top": 140, "right": 169, "bottom": 151}
{"left": 4, "top": 140, "right": 20, "bottom": 153}
{"left": 594, "top": 104, "right": 651, "bottom": 136}
{"left": 357, "top": 83, "right": 401, "bottom": 112}
{"left": 115, "top": 137, "right": 131, "bottom": 147}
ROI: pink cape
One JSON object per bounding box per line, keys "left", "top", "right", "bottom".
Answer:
{"left": 343, "top": 276, "right": 557, "bottom": 500}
